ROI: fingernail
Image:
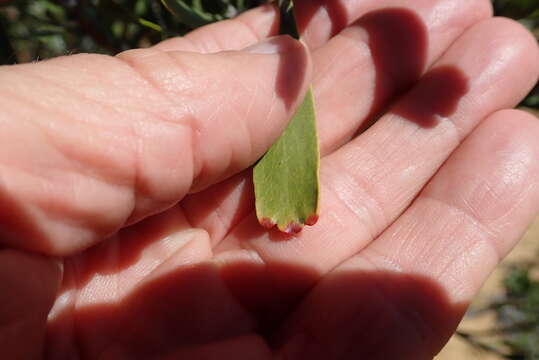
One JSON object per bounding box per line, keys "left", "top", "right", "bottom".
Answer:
{"left": 245, "top": 36, "right": 286, "bottom": 54}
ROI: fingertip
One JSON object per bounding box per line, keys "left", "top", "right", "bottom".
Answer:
{"left": 480, "top": 108, "right": 539, "bottom": 143}
{"left": 474, "top": 17, "right": 539, "bottom": 84}
{"left": 236, "top": 3, "right": 280, "bottom": 41}
{"left": 481, "top": 109, "right": 539, "bottom": 165}
{"left": 187, "top": 34, "right": 312, "bottom": 192}
{"left": 431, "top": 16, "right": 539, "bottom": 126}
{"left": 244, "top": 35, "right": 312, "bottom": 111}
{"left": 154, "top": 4, "right": 280, "bottom": 53}
{"left": 468, "top": 0, "right": 494, "bottom": 21}
{"left": 486, "top": 108, "right": 539, "bottom": 128}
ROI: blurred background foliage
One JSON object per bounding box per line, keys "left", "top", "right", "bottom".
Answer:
{"left": 457, "top": 259, "right": 539, "bottom": 359}
{"left": 0, "top": 0, "right": 538, "bottom": 357}
{"left": 0, "top": 0, "right": 265, "bottom": 63}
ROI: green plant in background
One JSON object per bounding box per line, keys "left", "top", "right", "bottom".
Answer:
{"left": 458, "top": 260, "right": 539, "bottom": 359}
{"left": 160, "top": 0, "right": 256, "bottom": 28}
{"left": 0, "top": 0, "right": 265, "bottom": 63}
{"left": 501, "top": 265, "right": 539, "bottom": 358}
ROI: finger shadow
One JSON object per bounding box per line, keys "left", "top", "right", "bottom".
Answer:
{"left": 275, "top": 0, "right": 349, "bottom": 110}
{"left": 46, "top": 258, "right": 467, "bottom": 359}
{"left": 274, "top": 34, "right": 310, "bottom": 110}
{"left": 392, "top": 65, "right": 469, "bottom": 128}
{"left": 274, "top": 270, "right": 468, "bottom": 359}
{"left": 45, "top": 260, "right": 320, "bottom": 359}
{"left": 0, "top": 189, "right": 54, "bottom": 254}
{"left": 354, "top": 8, "right": 429, "bottom": 133}
{"left": 353, "top": 8, "right": 470, "bottom": 131}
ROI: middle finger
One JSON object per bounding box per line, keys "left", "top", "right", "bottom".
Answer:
{"left": 182, "top": 0, "right": 493, "bottom": 243}
{"left": 219, "top": 18, "right": 538, "bottom": 274}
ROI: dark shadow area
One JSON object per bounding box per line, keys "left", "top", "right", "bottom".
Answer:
{"left": 218, "top": 258, "right": 318, "bottom": 338}
{"left": 273, "top": 270, "right": 467, "bottom": 360}
{"left": 295, "top": 0, "right": 349, "bottom": 40}
{"left": 393, "top": 65, "right": 469, "bottom": 128}
{"left": 0, "top": 17, "right": 15, "bottom": 65}
{"left": 355, "top": 8, "right": 429, "bottom": 133}
{"left": 0, "top": 188, "right": 52, "bottom": 254}
{"left": 275, "top": 35, "right": 310, "bottom": 110}
{"left": 46, "top": 259, "right": 467, "bottom": 359}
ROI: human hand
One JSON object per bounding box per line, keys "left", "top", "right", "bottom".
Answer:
{"left": 1, "top": 1, "right": 539, "bottom": 359}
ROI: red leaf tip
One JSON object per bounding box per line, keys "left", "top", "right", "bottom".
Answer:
{"left": 284, "top": 222, "right": 303, "bottom": 235}
{"left": 305, "top": 214, "right": 319, "bottom": 226}
{"left": 260, "top": 217, "right": 276, "bottom": 229}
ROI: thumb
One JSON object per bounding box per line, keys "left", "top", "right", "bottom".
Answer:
{"left": 0, "top": 249, "right": 62, "bottom": 359}
{"left": 118, "top": 35, "right": 311, "bottom": 193}
{"left": 0, "top": 35, "right": 311, "bottom": 256}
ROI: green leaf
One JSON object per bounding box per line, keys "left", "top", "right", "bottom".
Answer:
{"left": 138, "top": 18, "right": 162, "bottom": 33}
{"left": 253, "top": 89, "right": 320, "bottom": 234}
{"left": 160, "top": 0, "right": 220, "bottom": 28}
{"left": 253, "top": 0, "right": 320, "bottom": 234}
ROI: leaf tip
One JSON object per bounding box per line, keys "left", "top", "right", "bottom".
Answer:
{"left": 260, "top": 217, "right": 276, "bottom": 229}
{"left": 305, "top": 214, "right": 319, "bottom": 226}
{"left": 284, "top": 222, "right": 303, "bottom": 235}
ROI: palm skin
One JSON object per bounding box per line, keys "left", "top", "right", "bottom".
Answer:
{"left": 1, "top": 1, "right": 539, "bottom": 360}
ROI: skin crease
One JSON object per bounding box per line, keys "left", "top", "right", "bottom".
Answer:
{"left": 0, "top": 1, "right": 538, "bottom": 360}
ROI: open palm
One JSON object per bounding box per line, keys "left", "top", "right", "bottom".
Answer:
{"left": 2, "top": 1, "right": 539, "bottom": 359}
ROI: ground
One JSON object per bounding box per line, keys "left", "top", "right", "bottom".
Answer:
{"left": 437, "top": 215, "right": 539, "bottom": 359}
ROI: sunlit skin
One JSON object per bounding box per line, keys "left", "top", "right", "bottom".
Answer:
{"left": 1, "top": 1, "right": 539, "bottom": 359}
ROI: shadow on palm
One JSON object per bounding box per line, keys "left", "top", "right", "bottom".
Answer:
{"left": 47, "top": 254, "right": 467, "bottom": 359}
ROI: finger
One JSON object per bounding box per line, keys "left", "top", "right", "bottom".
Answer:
{"left": 0, "top": 249, "right": 62, "bottom": 359}
{"left": 220, "top": 18, "right": 539, "bottom": 273}
{"left": 164, "top": 0, "right": 494, "bottom": 154}
{"left": 0, "top": 35, "right": 311, "bottom": 256}
{"left": 154, "top": 5, "right": 280, "bottom": 53}
{"left": 182, "top": 171, "right": 254, "bottom": 244}
{"left": 276, "top": 109, "right": 539, "bottom": 360}
{"left": 294, "top": 0, "right": 489, "bottom": 50}
{"left": 312, "top": 0, "right": 492, "bottom": 154}
{"left": 46, "top": 212, "right": 214, "bottom": 359}
{"left": 156, "top": 0, "right": 484, "bottom": 55}
{"left": 153, "top": 0, "right": 377, "bottom": 53}
{"left": 183, "top": 0, "right": 493, "bottom": 244}
{"left": 57, "top": 206, "right": 208, "bottom": 302}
